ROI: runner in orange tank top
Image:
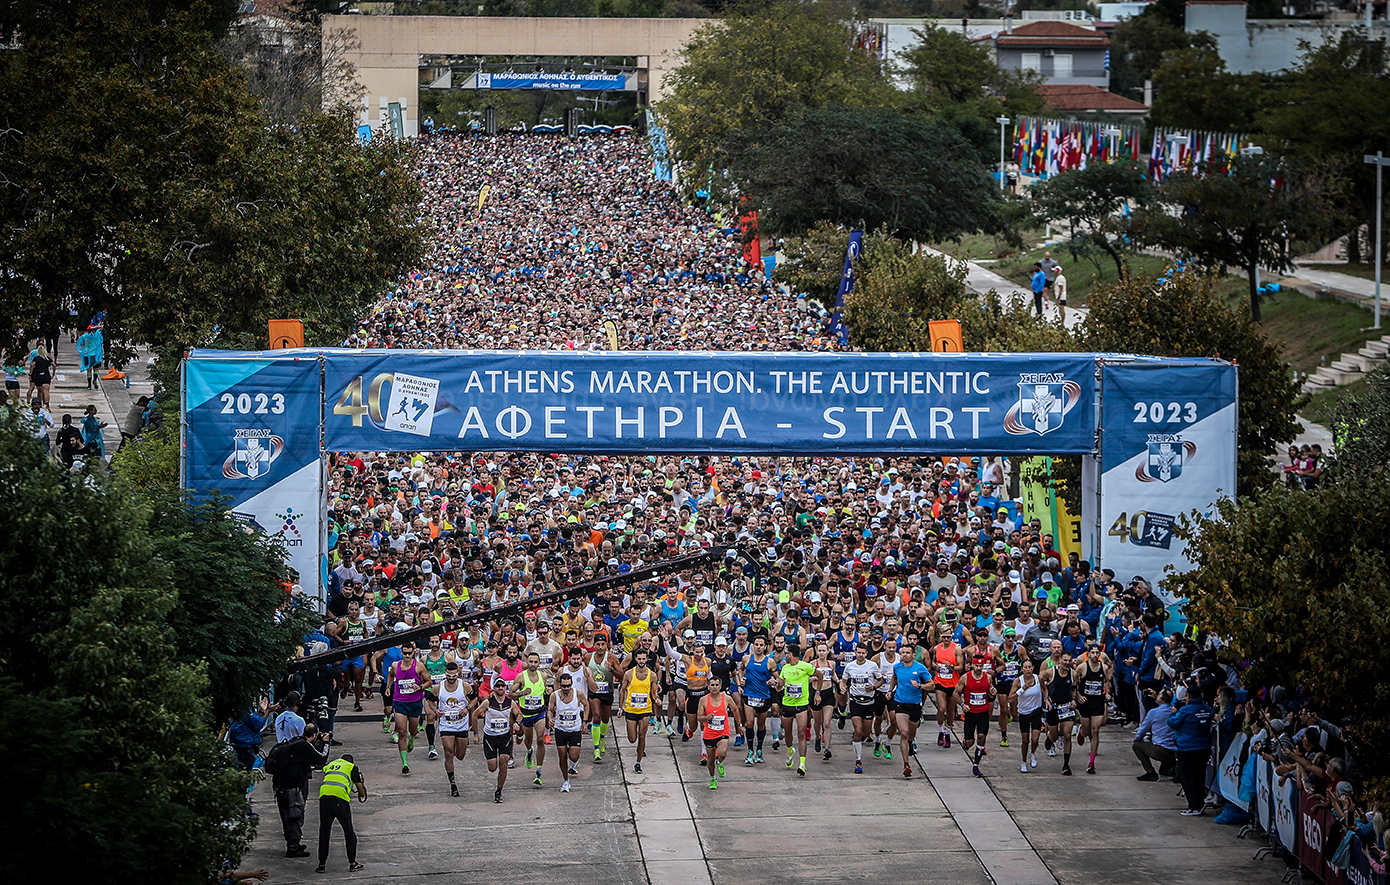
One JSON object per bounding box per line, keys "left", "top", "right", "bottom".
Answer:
{"left": 933, "top": 632, "right": 964, "bottom": 749}
{"left": 698, "top": 676, "right": 733, "bottom": 789}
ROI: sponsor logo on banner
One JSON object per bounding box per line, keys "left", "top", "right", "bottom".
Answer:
{"left": 385, "top": 372, "right": 440, "bottom": 436}
{"left": 1130, "top": 510, "right": 1176, "bottom": 550}
{"left": 223, "top": 429, "right": 285, "bottom": 479}
{"left": 1136, "top": 433, "right": 1198, "bottom": 483}
{"left": 275, "top": 508, "right": 305, "bottom": 548}
{"left": 1004, "top": 374, "right": 1082, "bottom": 436}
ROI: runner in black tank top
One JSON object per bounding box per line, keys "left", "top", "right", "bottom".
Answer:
{"left": 1044, "top": 652, "right": 1076, "bottom": 775}
{"left": 1074, "top": 643, "right": 1112, "bottom": 774}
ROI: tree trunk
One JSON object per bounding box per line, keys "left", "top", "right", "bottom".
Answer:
{"left": 1346, "top": 226, "right": 1362, "bottom": 265}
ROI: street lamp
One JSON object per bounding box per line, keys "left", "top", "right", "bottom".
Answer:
{"left": 996, "top": 116, "right": 1011, "bottom": 191}
{"left": 1102, "top": 127, "right": 1122, "bottom": 161}
{"left": 1241, "top": 145, "right": 1266, "bottom": 295}
{"left": 1366, "top": 151, "right": 1388, "bottom": 330}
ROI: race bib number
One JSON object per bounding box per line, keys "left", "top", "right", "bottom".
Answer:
{"left": 936, "top": 664, "right": 953, "bottom": 678}
{"left": 558, "top": 710, "right": 580, "bottom": 729}
{"left": 398, "top": 678, "right": 418, "bottom": 695}
{"left": 1056, "top": 703, "right": 1077, "bottom": 720}
{"left": 969, "top": 691, "right": 988, "bottom": 707}
{"left": 1085, "top": 680, "right": 1104, "bottom": 697}
{"left": 851, "top": 675, "right": 871, "bottom": 691}
{"left": 1003, "top": 662, "right": 1021, "bottom": 679}
{"left": 522, "top": 694, "right": 544, "bottom": 711}
{"left": 444, "top": 710, "right": 464, "bottom": 724}
{"left": 539, "top": 653, "right": 553, "bottom": 668}
{"left": 708, "top": 715, "right": 726, "bottom": 731}
{"left": 485, "top": 717, "right": 509, "bottom": 736}
{"left": 594, "top": 680, "right": 609, "bottom": 694}
{"left": 630, "top": 692, "right": 649, "bottom": 708}
{"left": 785, "top": 683, "right": 804, "bottom": 700}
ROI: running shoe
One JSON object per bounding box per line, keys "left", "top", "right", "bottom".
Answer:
{"left": 772, "top": 737, "right": 780, "bottom": 750}
{"left": 353, "top": 701, "right": 363, "bottom": 713}
{"left": 903, "top": 763, "right": 913, "bottom": 778}
{"left": 709, "top": 777, "right": 718, "bottom": 790}
{"left": 717, "top": 762, "right": 724, "bottom": 777}
{"left": 999, "top": 736, "right": 1009, "bottom": 748}
{"left": 823, "top": 749, "right": 832, "bottom": 761}
{"left": 755, "top": 750, "right": 764, "bottom": 764}
{"left": 1021, "top": 764, "right": 1029, "bottom": 774}
{"left": 1087, "top": 764, "right": 1096, "bottom": 775}
{"left": 1047, "top": 746, "right": 1057, "bottom": 757}
{"left": 873, "top": 743, "right": 882, "bottom": 758}
{"left": 525, "top": 749, "right": 534, "bottom": 769}
{"left": 972, "top": 764, "right": 982, "bottom": 778}
{"left": 595, "top": 748, "right": 603, "bottom": 762}
{"left": 734, "top": 735, "right": 744, "bottom": 748}
{"left": 382, "top": 717, "right": 391, "bottom": 734}
{"left": 943, "top": 732, "right": 951, "bottom": 748}
{"left": 855, "top": 762, "right": 863, "bottom": 774}
{"left": 683, "top": 728, "right": 692, "bottom": 742}
{"left": 561, "top": 782, "right": 571, "bottom": 793}
{"left": 507, "top": 759, "right": 515, "bottom": 769}
{"left": 316, "top": 865, "right": 326, "bottom": 874}
{"left": 402, "top": 764, "right": 410, "bottom": 775}
{"left": 786, "top": 752, "right": 795, "bottom": 769}
{"left": 909, "top": 741, "right": 917, "bottom": 756}
{"left": 837, "top": 709, "right": 847, "bottom": 729}
{"left": 1061, "top": 765, "right": 1072, "bottom": 776}
{"left": 407, "top": 736, "right": 415, "bottom": 753}
{"left": 701, "top": 752, "right": 707, "bottom": 764}
{"left": 884, "top": 746, "right": 893, "bottom": 761}
{"left": 745, "top": 750, "right": 755, "bottom": 766}
{"left": 1180, "top": 809, "right": 1203, "bottom": 816}
{"left": 533, "top": 774, "right": 542, "bottom": 786}
{"left": 633, "top": 763, "right": 643, "bottom": 774}
{"left": 797, "top": 764, "right": 806, "bottom": 777}
{"left": 494, "top": 789, "right": 503, "bottom": 803}
{"left": 450, "top": 783, "right": 459, "bottom": 797}
{"left": 349, "top": 863, "right": 364, "bottom": 872}
{"left": 569, "top": 764, "right": 578, "bottom": 775}
{"left": 814, "top": 737, "right": 822, "bottom": 753}
{"left": 1029, "top": 752, "right": 1038, "bottom": 768}
{"left": 428, "top": 747, "right": 438, "bottom": 760}
{"left": 387, "top": 731, "right": 398, "bottom": 744}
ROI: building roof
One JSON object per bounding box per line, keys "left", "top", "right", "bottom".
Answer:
{"left": 991, "top": 20, "right": 1111, "bottom": 47}
{"left": 1035, "top": 84, "right": 1150, "bottom": 113}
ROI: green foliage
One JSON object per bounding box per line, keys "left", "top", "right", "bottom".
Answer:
{"left": 0, "top": 0, "right": 429, "bottom": 353}
{"left": 657, "top": 1, "right": 894, "bottom": 192}
{"left": 1150, "top": 47, "right": 1259, "bottom": 133}
{"left": 1028, "top": 161, "right": 1152, "bottom": 278}
{"left": 1108, "top": 10, "right": 1215, "bottom": 98}
{"left": 146, "top": 490, "right": 317, "bottom": 725}
{"left": 773, "top": 222, "right": 853, "bottom": 308}
{"left": 1076, "top": 272, "right": 1300, "bottom": 496}
{"left": 1132, "top": 154, "right": 1330, "bottom": 322}
{"left": 732, "top": 105, "right": 1003, "bottom": 241}
{"left": 1257, "top": 34, "right": 1390, "bottom": 259}
{"left": 1329, "top": 363, "right": 1390, "bottom": 484}
{"left": 0, "top": 418, "right": 254, "bottom": 882}
{"left": 1170, "top": 474, "right": 1390, "bottom": 799}
{"left": 898, "top": 26, "right": 1044, "bottom": 117}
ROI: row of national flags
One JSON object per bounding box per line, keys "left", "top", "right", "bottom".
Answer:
{"left": 1012, "top": 117, "right": 1250, "bottom": 182}
{"left": 1145, "top": 128, "right": 1249, "bottom": 182}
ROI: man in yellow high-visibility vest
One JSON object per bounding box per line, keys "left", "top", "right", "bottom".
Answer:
{"left": 317, "top": 753, "right": 368, "bottom": 874}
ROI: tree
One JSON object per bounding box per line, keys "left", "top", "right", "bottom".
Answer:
{"left": 0, "top": 0, "right": 428, "bottom": 352}
{"left": 773, "top": 221, "right": 854, "bottom": 309}
{"left": 1076, "top": 271, "right": 1301, "bottom": 495}
{"left": 1168, "top": 468, "right": 1390, "bottom": 800}
{"left": 1028, "top": 161, "right": 1152, "bottom": 278}
{"left": 898, "top": 26, "right": 1043, "bottom": 117}
{"left": 1329, "top": 363, "right": 1390, "bottom": 483}
{"left": 1150, "top": 47, "right": 1260, "bottom": 133}
{"left": 0, "top": 418, "right": 255, "bottom": 881}
{"left": 656, "top": 1, "right": 894, "bottom": 193}
{"left": 732, "top": 105, "right": 1003, "bottom": 241}
{"left": 1108, "top": 9, "right": 1216, "bottom": 99}
{"left": 1132, "top": 154, "right": 1329, "bottom": 322}
{"left": 1257, "top": 33, "right": 1390, "bottom": 265}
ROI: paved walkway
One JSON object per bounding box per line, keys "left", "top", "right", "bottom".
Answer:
{"left": 920, "top": 247, "right": 1088, "bottom": 331}
{"left": 243, "top": 709, "right": 1280, "bottom": 884}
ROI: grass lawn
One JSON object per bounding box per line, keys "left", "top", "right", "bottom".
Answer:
{"left": 986, "top": 247, "right": 1176, "bottom": 307}
{"left": 1300, "top": 374, "right": 1370, "bottom": 427}
{"left": 933, "top": 231, "right": 1043, "bottom": 262}
{"left": 1298, "top": 262, "right": 1390, "bottom": 284}
{"left": 1257, "top": 290, "right": 1383, "bottom": 373}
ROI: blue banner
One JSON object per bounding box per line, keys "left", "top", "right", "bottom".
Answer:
{"left": 828, "top": 231, "right": 862, "bottom": 344}
{"left": 475, "top": 72, "right": 625, "bottom": 91}
{"left": 319, "top": 350, "right": 1098, "bottom": 456}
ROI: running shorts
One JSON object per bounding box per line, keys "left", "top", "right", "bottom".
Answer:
{"left": 849, "top": 699, "right": 876, "bottom": 720}
{"left": 963, "top": 711, "right": 991, "bottom": 741}
{"left": 1078, "top": 696, "right": 1105, "bottom": 719}
{"left": 1016, "top": 710, "right": 1043, "bottom": 732}
{"left": 685, "top": 690, "right": 707, "bottom": 715}
{"left": 625, "top": 710, "right": 650, "bottom": 723}
{"left": 394, "top": 699, "right": 423, "bottom": 719}
{"left": 744, "top": 695, "right": 769, "bottom": 710}
{"left": 895, "top": 702, "right": 923, "bottom": 723}
{"left": 703, "top": 735, "right": 728, "bottom": 750}
{"left": 483, "top": 734, "right": 513, "bottom": 760}
{"left": 811, "top": 688, "right": 836, "bottom": 711}
{"left": 554, "top": 729, "right": 582, "bottom": 748}
{"left": 521, "top": 710, "right": 547, "bottom": 728}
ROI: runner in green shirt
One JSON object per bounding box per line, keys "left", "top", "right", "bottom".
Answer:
{"left": 777, "top": 645, "right": 816, "bottom": 776}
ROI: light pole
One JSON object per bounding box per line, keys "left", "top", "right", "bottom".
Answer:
{"left": 1241, "top": 145, "right": 1265, "bottom": 296}
{"left": 996, "top": 116, "right": 1010, "bottom": 191}
{"left": 1366, "top": 151, "right": 1388, "bottom": 330}
{"left": 1102, "top": 127, "right": 1122, "bottom": 161}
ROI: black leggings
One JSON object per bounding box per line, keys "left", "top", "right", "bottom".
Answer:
{"left": 318, "top": 796, "right": 357, "bottom": 864}
{"left": 1176, "top": 749, "right": 1209, "bottom": 811}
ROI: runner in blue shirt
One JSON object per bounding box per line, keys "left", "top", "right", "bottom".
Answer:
{"left": 890, "top": 657, "right": 933, "bottom": 778}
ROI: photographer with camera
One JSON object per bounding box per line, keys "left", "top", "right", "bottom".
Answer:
{"left": 265, "top": 721, "right": 330, "bottom": 858}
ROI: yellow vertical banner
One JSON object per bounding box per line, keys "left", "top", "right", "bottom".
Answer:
{"left": 1019, "top": 457, "right": 1084, "bottom": 564}
{"left": 476, "top": 184, "right": 491, "bottom": 215}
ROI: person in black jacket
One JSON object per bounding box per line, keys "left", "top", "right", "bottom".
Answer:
{"left": 272, "top": 723, "right": 331, "bottom": 858}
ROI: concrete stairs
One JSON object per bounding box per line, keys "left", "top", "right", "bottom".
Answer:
{"left": 1302, "top": 334, "right": 1390, "bottom": 393}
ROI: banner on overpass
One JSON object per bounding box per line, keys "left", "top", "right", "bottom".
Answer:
{"left": 472, "top": 72, "right": 627, "bottom": 90}
{"left": 318, "top": 350, "right": 1099, "bottom": 456}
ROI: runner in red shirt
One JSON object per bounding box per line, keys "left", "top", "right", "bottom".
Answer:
{"left": 962, "top": 656, "right": 997, "bottom": 778}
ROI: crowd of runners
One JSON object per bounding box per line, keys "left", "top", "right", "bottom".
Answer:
{"left": 251, "top": 133, "right": 1366, "bottom": 873}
